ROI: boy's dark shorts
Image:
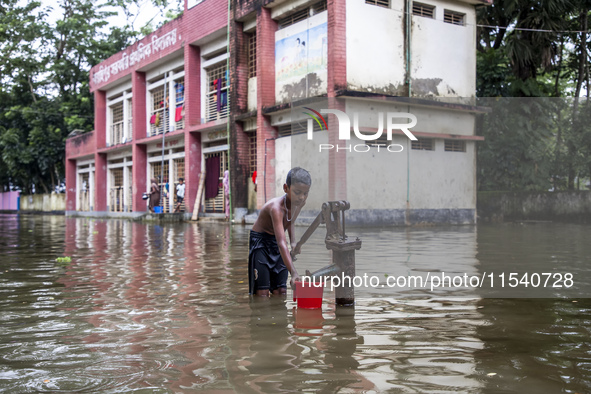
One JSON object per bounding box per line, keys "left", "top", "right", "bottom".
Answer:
{"left": 248, "top": 230, "right": 288, "bottom": 293}
{"left": 176, "top": 196, "right": 184, "bottom": 203}
{"left": 251, "top": 249, "right": 288, "bottom": 291}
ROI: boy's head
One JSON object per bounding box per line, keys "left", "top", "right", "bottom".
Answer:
{"left": 179, "top": 178, "right": 184, "bottom": 183}
{"left": 285, "top": 167, "right": 311, "bottom": 207}
{"left": 286, "top": 167, "right": 311, "bottom": 187}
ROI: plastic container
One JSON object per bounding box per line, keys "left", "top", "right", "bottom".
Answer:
{"left": 293, "top": 280, "right": 323, "bottom": 309}
{"left": 154, "top": 206, "right": 163, "bottom": 214}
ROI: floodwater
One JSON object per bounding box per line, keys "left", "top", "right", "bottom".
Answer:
{"left": 1, "top": 214, "right": 591, "bottom": 393}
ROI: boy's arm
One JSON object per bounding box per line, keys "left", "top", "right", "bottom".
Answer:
{"left": 270, "top": 206, "right": 301, "bottom": 284}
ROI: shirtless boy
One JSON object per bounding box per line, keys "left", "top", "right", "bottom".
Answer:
{"left": 248, "top": 167, "right": 311, "bottom": 296}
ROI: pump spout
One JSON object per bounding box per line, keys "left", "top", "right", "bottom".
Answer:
{"left": 305, "top": 264, "right": 340, "bottom": 279}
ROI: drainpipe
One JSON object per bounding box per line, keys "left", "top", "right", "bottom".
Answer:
{"left": 160, "top": 72, "right": 167, "bottom": 210}
{"left": 405, "top": 0, "right": 411, "bottom": 224}
{"left": 405, "top": 0, "right": 412, "bottom": 97}
{"left": 225, "top": 0, "right": 233, "bottom": 222}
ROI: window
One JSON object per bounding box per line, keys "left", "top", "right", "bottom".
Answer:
{"left": 110, "top": 102, "right": 124, "bottom": 146}
{"left": 411, "top": 138, "right": 434, "bottom": 151}
{"left": 248, "top": 33, "right": 257, "bottom": 79}
{"left": 149, "top": 85, "right": 167, "bottom": 136}
{"left": 278, "top": 0, "right": 327, "bottom": 29}
{"left": 174, "top": 77, "right": 185, "bottom": 130}
{"left": 151, "top": 161, "right": 171, "bottom": 212}
{"left": 127, "top": 99, "right": 133, "bottom": 139}
{"left": 412, "top": 2, "right": 435, "bottom": 18}
{"left": 277, "top": 121, "right": 322, "bottom": 137}
{"left": 366, "top": 0, "right": 389, "bottom": 8}
{"left": 444, "top": 140, "right": 466, "bottom": 152}
{"left": 173, "top": 158, "right": 185, "bottom": 212}
{"left": 206, "top": 62, "right": 230, "bottom": 122}
{"left": 444, "top": 10, "right": 465, "bottom": 26}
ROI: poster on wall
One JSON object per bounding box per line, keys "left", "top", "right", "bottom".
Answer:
{"left": 275, "top": 21, "right": 327, "bottom": 101}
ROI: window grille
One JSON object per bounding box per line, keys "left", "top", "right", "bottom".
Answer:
{"left": 174, "top": 78, "right": 185, "bottom": 130}
{"left": 365, "top": 0, "right": 390, "bottom": 8}
{"left": 150, "top": 85, "right": 167, "bottom": 136}
{"left": 248, "top": 33, "right": 257, "bottom": 78}
{"left": 278, "top": 1, "right": 327, "bottom": 29}
{"left": 444, "top": 10, "right": 464, "bottom": 26}
{"left": 110, "top": 102, "right": 124, "bottom": 145}
{"left": 312, "top": 0, "right": 327, "bottom": 14}
{"left": 127, "top": 99, "right": 133, "bottom": 141}
{"left": 127, "top": 168, "right": 133, "bottom": 211}
{"left": 206, "top": 63, "right": 230, "bottom": 122}
{"left": 110, "top": 168, "right": 124, "bottom": 212}
{"left": 412, "top": 2, "right": 435, "bottom": 18}
{"left": 444, "top": 140, "right": 466, "bottom": 152}
{"left": 173, "top": 158, "right": 185, "bottom": 212}
{"left": 248, "top": 132, "right": 257, "bottom": 177}
{"left": 151, "top": 161, "right": 171, "bottom": 212}
{"left": 411, "top": 138, "right": 434, "bottom": 151}
{"left": 204, "top": 151, "right": 228, "bottom": 213}
{"left": 277, "top": 121, "right": 322, "bottom": 137}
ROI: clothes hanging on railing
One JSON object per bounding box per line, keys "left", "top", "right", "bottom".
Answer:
{"left": 205, "top": 156, "right": 220, "bottom": 199}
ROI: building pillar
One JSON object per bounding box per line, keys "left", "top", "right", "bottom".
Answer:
{"left": 184, "top": 43, "right": 202, "bottom": 215}
{"left": 65, "top": 158, "right": 76, "bottom": 211}
{"left": 230, "top": 20, "right": 250, "bottom": 211}
{"left": 94, "top": 152, "right": 107, "bottom": 211}
{"left": 132, "top": 144, "right": 147, "bottom": 212}
{"left": 94, "top": 90, "right": 107, "bottom": 211}
{"left": 184, "top": 131, "right": 201, "bottom": 215}
{"left": 256, "top": 7, "right": 278, "bottom": 207}
{"left": 132, "top": 71, "right": 148, "bottom": 212}
{"left": 184, "top": 45, "right": 201, "bottom": 128}
{"left": 327, "top": 0, "right": 347, "bottom": 94}
{"left": 327, "top": 0, "right": 347, "bottom": 200}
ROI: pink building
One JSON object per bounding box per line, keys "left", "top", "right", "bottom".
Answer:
{"left": 66, "top": 0, "right": 488, "bottom": 224}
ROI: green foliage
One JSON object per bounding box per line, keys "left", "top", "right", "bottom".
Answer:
{"left": 0, "top": 0, "right": 137, "bottom": 193}
{"left": 476, "top": 0, "right": 591, "bottom": 191}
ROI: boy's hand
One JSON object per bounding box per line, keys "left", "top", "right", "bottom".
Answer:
{"left": 290, "top": 272, "right": 301, "bottom": 288}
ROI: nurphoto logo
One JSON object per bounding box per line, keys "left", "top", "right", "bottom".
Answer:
{"left": 303, "top": 107, "right": 418, "bottom": 153}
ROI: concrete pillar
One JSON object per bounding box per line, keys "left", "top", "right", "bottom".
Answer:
{"left": 256, "top": 7, "right": 278, "bottom": 207}
{"left": 94, "top": 90, "right": 107, "bottom": 211}
{"left": 184, "top": 45, "right": 201, "bottom": 128}
{"left": 184, "top": 131, "right": 201, "bottom": 214}
{"left": 132, "top": 70, "right": 148, "bottom": 212}
{"left": 65, "top": 159, "right": 76, "bottom": 211}
{"left": 132, "top": 144, "right": 147, "bottom": 212}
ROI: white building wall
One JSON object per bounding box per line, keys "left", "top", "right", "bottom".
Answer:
{"left": 346, "top": 0, "right": 406, "bottom": 95}
{"left": 345, "top": 0, "right": 476, "bottom": 98}
{"left": 411, "top": 0, "right": 476, "bottom": 97}
{"left": 408, "top": 139, "right": 475, "bottom": 209}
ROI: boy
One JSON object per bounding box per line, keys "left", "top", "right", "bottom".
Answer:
{"left": 174, "top": 178, "right": 185, "bottom": 213}
{"left": 248, "top": 167, "right": 311, "bottom": 296}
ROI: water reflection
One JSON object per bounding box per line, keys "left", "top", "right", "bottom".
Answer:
{"left": 0, "top": 215, "right": 590, "bottom": 392}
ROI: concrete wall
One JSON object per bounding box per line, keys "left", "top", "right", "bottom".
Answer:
{"left": 20, "top": 194, "right": 66, "bottom": 212}
{"left": 346, "top": 0, "right": 476, "bottom": 98}
{"left": 478, "top": 191, "right": 591, "bottom": 223}
{"left": 0, "top": 191, "right": 19, "bottom": 210}
{"left": 411, "top": 0, "right": 476, "bottom": 97}
{"left": 346, "top": 0, "right": 405, "bottom": 95}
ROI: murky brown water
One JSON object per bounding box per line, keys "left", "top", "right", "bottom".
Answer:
{"left": 1, "top": 214, "right": 590, "bottom": 393}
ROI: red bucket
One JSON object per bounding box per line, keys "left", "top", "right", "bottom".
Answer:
{"left": 293, "top": 280, "right": 324, "bottom": 309}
